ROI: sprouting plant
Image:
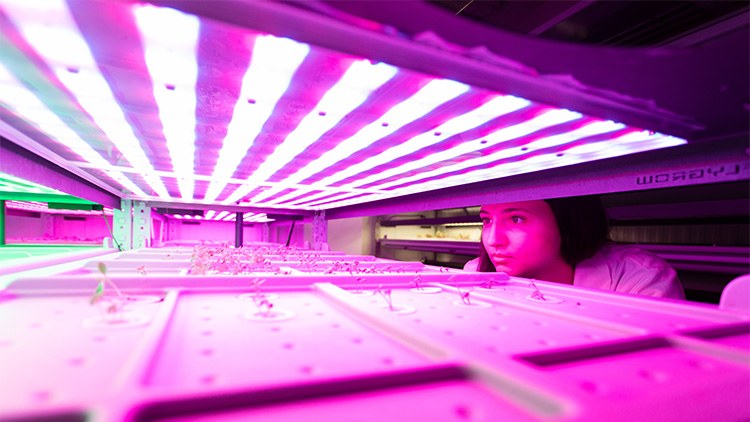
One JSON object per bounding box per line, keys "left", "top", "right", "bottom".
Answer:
{"left": 457, "top": 286, "right": 472, "bottom": 306}
{"left": 136, "top": 265, "right": 147, "bottom": 276}
{"left": 249, "top": 278, "right": 267, "bottom": 300}
{"left": 479, "top": 277, "right": 502, "bottom": 289}
{"left": 412, "top": 273, "right": 423, "bottom": 290}
{"left": 355, "top": 276, "right": 365, "bottom": 293}
{"left": 253, "top": 296, "right": 275, "bottom": 317}
{"left": 529, "top": 280, "right": 546, "bottom": 301}
{"left": 89, "top": 262, "right": 126, "bottom": 321}
{"left": 376, "top": 285, "right": 394, "bottom": 311}
{"left": 324, "top": 261, "right": 342, "bottom": 275}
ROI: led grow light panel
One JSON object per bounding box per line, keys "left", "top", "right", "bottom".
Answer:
{"left": 0, "top": 1, "right": 687, "bottom": 210}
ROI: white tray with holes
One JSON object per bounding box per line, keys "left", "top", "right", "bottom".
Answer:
{"left": 1, "top": 264, "right": 748, "bottom": 421}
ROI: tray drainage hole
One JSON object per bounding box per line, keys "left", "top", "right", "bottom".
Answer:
{"left": 31, "top": 390, "right": 53, "bottom": 402}
{"left": 299, "top": 365, "right": 316, "bottom": 375}
{"left": 200, "top": 330, "right": 213, "bottom": 337}
{"left": 282, "top": 343, "right": 295, "bottom": 350}
{"left": 456, "top": 315, "right": 466, "bottom": 319}
{"left": 29, "top": 322, "right": 43, "bottom": 329}
{"left": 495, "top": 311, "right": 511, "bottom": 316}
{"left": 304, "top": 303, "right": 312, "bottom": 307}
{"left": 687, "top": 359, "right": 716, "bottom": 371}
{"left": 454, "top": 404, "right": 472, "bottom": 420}
{"left": 638, "top": 369, "right": 669, "bottom": 383}
{"left": 618, "top": 313, "right": 631, "bottom": 318}
{"left": 315, "top": 312, "right": 325, "bottom": 317}
{"left": 200, "top": 348, "right": 215, "bottom": 357}
{"left": 53, "top": 310, "right": 65, "bottom": 315}
{"left": 486, "top": 345, "right": 498, "bottom": 353}
{"left": 271, "top": 327, "right": 282, "bottom": 332}
{"left": 199, "top": 375, "right": 217, "bottom": 385}
{"left": 429, "top": 305, "right": 437, "bottom": 310}
{"left": 533, "top": 321, "right": 549, "bottom": 327}
{"left": 538, "top": 339, "right": 556, "bottom": 346}
{"left": 331, "top": 323, "right": 341, "bottom": 329}
{"left": 413, "top": 318, "right": 422, "bottom": 323}
{"left": 670, "top": 323, "right": 687, "bottom": 329}
{"left": 202, "top": 306, "right": 212, "bottom": 310}
{"left": 382, "top": 357, "right": 395, "bottom": 366}
{"left": 579, "top": 381, "right": 603, "bottom": 395}
{"left": 201, "top": 316, "right": 212, "bottom": 322}
{"left": 0, "top": 339, "right": 11, "bottom": 348}
{"left": 92, "top": 335, "right": 107, "bottom": 343}
{"left": 444, "top": 330, "right": 454, "bottom": 336}
{"left": 68, "top": 357, "right": 86, "bottom": 367}
{"left": 351, "top": 338, "right": 363, "bottom": 344}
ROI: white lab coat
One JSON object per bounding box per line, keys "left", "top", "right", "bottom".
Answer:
{"left": 464, "top": 243, "right": 685, "bottom": 299}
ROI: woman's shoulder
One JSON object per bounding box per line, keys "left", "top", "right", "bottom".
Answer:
{"left": 463, "top": 257, "right": 480, "bottom": 271}
{"left": 578, "top": 242, "right": 684, "bottom": 299}
{"left": 596, "top": 243, "right": 671, "bottom": 268}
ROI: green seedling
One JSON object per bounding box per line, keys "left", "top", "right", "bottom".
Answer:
{"left": 529, "top": 280, "right": 546, "bottom": 301}
{"left": 412, "top": 273, "right": 423, "bottom": 291}
{"left": 89, "top": 262, "right": 126, "bottom": 321}
{"left": 457, "top": 286, "right": 472, "bottom": 306}
{"left": 376, "top": 285, "right": 394, "bottom": 311}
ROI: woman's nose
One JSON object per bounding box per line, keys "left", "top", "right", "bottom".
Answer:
{"left": 485, "top": 223, "right": 507, "bottom": 247}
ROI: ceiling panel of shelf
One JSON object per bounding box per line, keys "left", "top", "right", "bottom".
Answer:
{"left": 0, "top": 0, "right": 704, "bottom": 213}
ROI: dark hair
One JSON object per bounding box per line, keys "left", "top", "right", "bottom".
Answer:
{"left": 477, "top": 195, "right": 610, "bottom": 272}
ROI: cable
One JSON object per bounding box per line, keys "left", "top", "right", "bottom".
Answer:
{"left": 101, "top": 209, "right": 124, "bottom": 251}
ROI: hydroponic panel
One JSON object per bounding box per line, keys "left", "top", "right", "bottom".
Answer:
{"left": 1, "top": 247, "right": 748, "bottom": 421}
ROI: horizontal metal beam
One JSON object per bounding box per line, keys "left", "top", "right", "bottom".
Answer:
{"left": 0, "top": 137, "right": 121, "bottom": 209}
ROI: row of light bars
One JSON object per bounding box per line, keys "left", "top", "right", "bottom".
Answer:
{"left": 169, "top": 210, "right": 272, "bottom": 223}
{"left": 5, "top": 200, "right": 113, "bottom": 216}
{"left": 0, "top": 0, "right": 687, "bottom": 211}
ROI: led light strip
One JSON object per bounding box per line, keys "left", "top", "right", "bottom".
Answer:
{"left": 368, "top": 119, "right": 627, "bottom": 192}
{"left": 267, "top": 95, "right": 532, "bottom": 206}
{"left": 223, "top": 59, "right": 399, "bottom": 204}
{"left": 246, "top": 77, "right": 470, "bottom": 204}
{"left": 296, "top": 117, "right": 625, "bottom": 206}
{"left": 344, "top": 108, "right": 583, "bottom": 191}
{"left": 2, "top": 0, "right": 168, "bottom": 198}
{"left": 0, "top": 64, "right": 147, "bottom": 197}
{"left": 362, "top": 118, "right": 622, "bottom": 193}
{"left": 134, "top": 4, "right": 200, "bottom": 200}
{"left": 203, "top": 35, "right": 310, "bottom": 202}
{"left": 313, "top": 131, "right": 685, "bottom": 209}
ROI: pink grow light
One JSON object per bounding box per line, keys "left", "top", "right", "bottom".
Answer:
{"left": 0, "top": 0, "right": 687, "bottom": 210}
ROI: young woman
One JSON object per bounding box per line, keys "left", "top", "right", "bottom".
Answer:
{"left": 463, "top": 196, "right": 685, "bottom": 299}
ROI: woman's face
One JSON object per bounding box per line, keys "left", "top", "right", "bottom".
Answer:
{"left": 480, "top": 200, "right": 564, "bottom": 278}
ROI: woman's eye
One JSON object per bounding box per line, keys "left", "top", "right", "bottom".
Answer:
{"left": 481, "top": 217, "right": 491, "bottom": 225}
{"left": 510, "top": 215, "right": 525, "bottom": 224}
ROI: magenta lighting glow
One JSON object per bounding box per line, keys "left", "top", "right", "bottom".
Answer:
{"left": 6, "top": 201, "right": 113, "bottom": 216}
{"left": 0, "top": 1, "right": 687, "bottom": 210}
{"left": 169, "top": 210, "right": 271, "bottom": 223}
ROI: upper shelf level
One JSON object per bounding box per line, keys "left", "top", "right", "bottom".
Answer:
{"left": 1, "top": 0, "right": 747, "bottom": 217}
